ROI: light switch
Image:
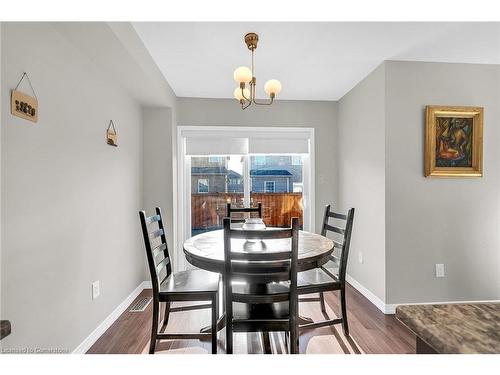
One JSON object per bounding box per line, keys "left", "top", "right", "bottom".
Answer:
{"left": 435, "top": 264, "right": 445, "bottom": 278}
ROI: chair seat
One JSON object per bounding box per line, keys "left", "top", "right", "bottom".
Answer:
{"left": 298, "top": 267, "right": 340, "bottom": 294}
{"left": 159, "top": 269, "right": 220, "bottom": 296}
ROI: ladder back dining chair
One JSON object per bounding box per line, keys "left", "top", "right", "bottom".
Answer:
{"left": 139, "top": 207, "right": 220, "bottom": 354}
{"left": 226, "top": 202, "right": 262, "bottom": 223}
{"left": 297, "top": 204, "right": 355, "bottom": 336}
{"left": 223, "top": 217, "right": 300, "bottom": 354}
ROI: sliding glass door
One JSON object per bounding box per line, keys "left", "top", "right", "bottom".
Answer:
{"left": 176, "top": 126, "right": 314, "bottom": 271}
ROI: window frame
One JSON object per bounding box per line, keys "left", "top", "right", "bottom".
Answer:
{"left": 197, "top": 178, "right": 209, "bottom": 193}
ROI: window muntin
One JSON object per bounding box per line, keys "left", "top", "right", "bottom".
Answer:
{"left": 264, "top": 181, "right": 275, "bottom": 193}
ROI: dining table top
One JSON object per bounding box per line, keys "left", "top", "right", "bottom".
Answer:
{"left": 183, "top": 228, "right": 334, "bottom": 273}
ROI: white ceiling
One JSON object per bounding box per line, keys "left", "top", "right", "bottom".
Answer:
{"left": 132, "top": 22, "right": 500, "bottom": 101}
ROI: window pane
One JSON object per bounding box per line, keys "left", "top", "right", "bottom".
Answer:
{"left": 250, "top": 155, "right": 303, "bottom": 228}
{"left": 197, "top": 179, "right": 209, "bottom": 193}
{"left": 191, "top": 156, "right": 243, "bottom": 235}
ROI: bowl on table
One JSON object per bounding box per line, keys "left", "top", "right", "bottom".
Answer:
{"left": 241, "top": 218, "right": 266, "bottom": 231}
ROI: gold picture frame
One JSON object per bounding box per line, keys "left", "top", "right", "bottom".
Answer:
{"left": 425, "top": 105, "right": 483, "bottom": 177}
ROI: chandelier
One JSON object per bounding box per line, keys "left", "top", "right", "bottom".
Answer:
{"left": 233, "top": 33, "right": 282, "bottom": 109}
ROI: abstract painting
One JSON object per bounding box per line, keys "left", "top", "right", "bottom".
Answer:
{"left": 425, "top": 106, "right": 483, "bottom": 177}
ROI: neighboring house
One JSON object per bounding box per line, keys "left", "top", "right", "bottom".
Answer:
{"left": 251, "top": 155, "right": 303, "bottom": 192}
{"left": 191, "top": 155, "right": 302, "bottom": 193}
{"left": 191, "top": 156, "right": 228, "bottom": 193}
{"left": 250, "top": 169, "right": 293, "bottom": 193}
{"left": 227, "top": 170, "right": 243, "bottom": 192}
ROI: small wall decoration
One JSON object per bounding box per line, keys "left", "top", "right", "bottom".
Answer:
{"left": 425, "top": 105, "right": 483, "bottom": 177}
{"left": 11, "top": 72, "right": 38, "bottom": 123}
{"left": 106, "top": 120, "right": 118, "bottom": 147}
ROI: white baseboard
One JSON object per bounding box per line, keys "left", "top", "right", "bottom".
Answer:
{"left": 345, "top": 274, "right": 387, "bottom": 314}
{"left": 72, "top": 281, "right": 150, "bottom": 354}
{"left": 346, "top": 274, "right": 500, "bottom": 315}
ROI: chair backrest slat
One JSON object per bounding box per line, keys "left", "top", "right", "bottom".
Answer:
{"left": 149, "top": 228, "right": 164, "bottom": 240}
{"left": 332, "top": 239, "right": 343, "bottom": 249}
{"left": 320, "top": 204, "right": 355, "bottom": 283}
{"left": 327, "top": 211, "right": 347, "bottom": 220}
{"left": 227, "top": 202, "right": 262, "bottom": 223}
{"left": 229, "top": 250, "right": 292, "bottom": 261}
{"left": 155, "top": 257, "right": 170, "bottom": 275}
{"left": 139, "top": 207, "right": 172, "bottom": 296}
{"left": 324, "top": 224, "right": 344, "bottom": 235}
{"left": 229, "top": 228, "right": 292, "bottom": 240}
{"left": 145, "top": 214, "right": 161, "bottom": 225}
{"left": 151, "top": 243, "right": 167, "bottom": 259}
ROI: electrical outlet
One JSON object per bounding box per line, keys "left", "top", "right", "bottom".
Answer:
{"left": 435, "top": 264, "right": 445, "bottom": 278}
{"left": 358, "top": 252, "right": 364, "bottom": 264}
{"left": 92, "top": 281, "right": 100, "bottom": 300}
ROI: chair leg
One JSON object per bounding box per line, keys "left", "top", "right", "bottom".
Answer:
{"left": 226, "top": 322, "right": 233, "bottom": 354}
{"left": 340, "top": 286, "right": 349, "bottom": 336}
{"left": 149, "top": 300, "right": 159, "bottom": 354}
{"left": 319, "top": 292, "right": 326, "bottom": 313}
{"left": 211, "top": 294, "right": 218, "bottom": 354}
{"left": 290, "top": 328, "right": 299, "bottom": 354}
{"left": 161, "top": 301, "right": 171, "bottom": 332}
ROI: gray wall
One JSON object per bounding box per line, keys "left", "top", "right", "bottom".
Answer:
{"left": 336, "top": 64, "right": 387, "bottom": 302}
{"left": 336, "top": 60, "right": 500, "bottom": 306}
{"left": 178, "top": 98, "right": 338, "bottom": 234}
{"left": 385, "top": 61, "right": 500, "bottom": 304}
{"left": 1, "top": 23, "right": 145, "bottom": 351}
{"left": 142, "top": 107, "right": 175, "bottom": 276}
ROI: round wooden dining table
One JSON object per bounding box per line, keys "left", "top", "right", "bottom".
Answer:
{"left": 184, "top": 228, "right": 335, "bottom": 273}
{"left": 183, "top": 228, "right": 335, "bottom": 338}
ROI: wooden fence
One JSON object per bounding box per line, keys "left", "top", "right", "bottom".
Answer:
{"left": 191, "top": 193, "right": 303, "bottom": 230}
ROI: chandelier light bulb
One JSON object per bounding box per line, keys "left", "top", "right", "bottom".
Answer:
{"left": 233, "top": 66, "right": 252, "bottom": 83}
{"left": 233, "top": 87, "right": 250, "bottom": 101}
{"left": 264, "top": 79, "right": 282, "bottom": 96}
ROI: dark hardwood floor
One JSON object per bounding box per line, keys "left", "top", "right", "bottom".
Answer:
{"left": 87, "top": 282, "right": 415, "bottom": 354}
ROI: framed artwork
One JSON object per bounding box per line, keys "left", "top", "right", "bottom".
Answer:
{"left": 425, "top": 105, "right": 483, "bottom": 177}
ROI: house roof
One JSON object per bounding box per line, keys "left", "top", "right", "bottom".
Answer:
{"left": 191, "top": 166, "right": 227, "bottom": 175}
{"left": 227, "top": 170, "right": 242, "bottom": 178}
{"left": 250, "top": 169, "right": 293, "bottom": 176}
